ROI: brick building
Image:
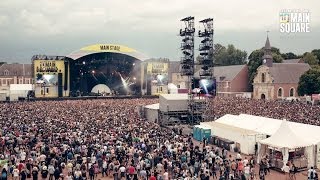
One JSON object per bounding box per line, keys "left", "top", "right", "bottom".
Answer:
{"left": 195, "top": 65, "right": 249, "bottom": 97}
{"left": 0, "top": 63, "right": 33, "bottom": 88}
{"left": 169, "top": 61, "right": 249, "bottom": 96}
{"left": 253, "top": 36, "right": 310, "bottom": 100}
{"left": 0, "top": 63, "right": 33, "bottom": 98}
{"left": 169, "top": 61, "right": 188, "bottom": 89}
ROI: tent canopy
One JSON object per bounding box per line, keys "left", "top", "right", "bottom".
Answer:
{"left": 144, "top": 103, "right": 159, "bottom": 110}
{"left": 259, "top": 119, "right": 312, "bottom": 149}
{"left": 210, "top": 121, "right": 258, "bottom": 135}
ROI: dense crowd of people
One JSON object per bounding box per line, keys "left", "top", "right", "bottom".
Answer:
{"left": 213, "top": 97, "right": 320, "bottom": 126}
{"left": 0, "top": 97, "right": 319, "bottom": 180}
{"left": 0, "top": 98, "right": 264, "bottom": 180}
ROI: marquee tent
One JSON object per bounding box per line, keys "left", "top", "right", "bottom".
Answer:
{"left": 207, "top": 118, "right": 263, "bottom": 154}
{"left": 259, "top": 119, "right": 314, "bottom": 168}
{"left": 259, "top": 119, "right": 312, "bottom": 149}
{"left": 204, "top": 114, "right": 320, "bottom": 168}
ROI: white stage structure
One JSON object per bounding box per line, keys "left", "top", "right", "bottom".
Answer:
{"left": 9, "top": 84, "right": 33, "bottom": 101}
{"left": 91, "top": 84, "right": 111, "bottom": 95}
{"left": 144, "top": 103, "right": 159, "bottom": 123}
{"left": 158, "top": 94, "right": 206, "bottom": 125}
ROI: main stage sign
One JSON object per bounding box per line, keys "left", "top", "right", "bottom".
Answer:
{"left": 80, "top": 44, "right": 136, "bottom": 53}
{"left": 67, "top": 44, "right": 148, "bottom": 61}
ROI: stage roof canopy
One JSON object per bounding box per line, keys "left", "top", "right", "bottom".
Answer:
{"left": 67, "top": 44, "right": 149, "bottom": 61}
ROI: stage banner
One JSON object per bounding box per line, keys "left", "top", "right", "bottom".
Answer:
{"left": 81, "top": 44, "right": 136, "bottom": 53}
{"left": 146, "top": 62, "right": 168, "bottom": 74}
{"left": 33, "top": 60, "right": 65, "bottom": 85}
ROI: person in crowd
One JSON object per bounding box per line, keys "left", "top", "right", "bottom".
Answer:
{"left": 48, "top": 164, "right": 55, "bottom": 180}
{"left": 1, "top": 168, "right": 7, "bottom": 180}
{"left": 290, "top": 163, "right": 297, "bottom": 180}
{"left": 32, "top": 167, "right": 38, "bottom": 180}
{"left": 282, "top": 163, "right": 290, "bottom": 180}
{"left": 20, "top": 169, "right": 27, "bottom": 180}
{"left": 41, "top": 166, "right": 48, "bottom": 180}
{"left": 12, "top": 166, "right": 19, "bottom": 180}
{"left": 308, "top": 166, "right": 317, "bottom": 180}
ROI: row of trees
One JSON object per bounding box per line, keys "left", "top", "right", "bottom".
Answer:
{"left": 297, "top": 49, "right": 320, "bottom": 95}
{"left": 203, "top": 43, "right": 320, "bottom": 95}
{"left": 298, "top": 66, "right": 320, "bottom": 95}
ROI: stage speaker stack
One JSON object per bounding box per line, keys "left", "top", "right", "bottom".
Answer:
{"left": 64, "top": 61, "right": 68, "bottom": 91}
{"left": 58, "top": 73, "right": 63, "bottom": 97}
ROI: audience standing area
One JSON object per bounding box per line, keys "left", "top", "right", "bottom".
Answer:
{"left": 197, "top": 114, "right": 320, "bottom": 169}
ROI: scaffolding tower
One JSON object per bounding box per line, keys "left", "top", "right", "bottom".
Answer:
{"left": 179, "top": 16, "right": 199, "bottom": 125}
{"left": 198, "top": 18, "right": 216, "bottom": 122}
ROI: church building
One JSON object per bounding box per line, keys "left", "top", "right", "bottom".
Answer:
{"left": 253, "top": 36, "right": 310, "bottom": 100}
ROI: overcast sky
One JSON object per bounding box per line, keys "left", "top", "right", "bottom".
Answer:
{"left": 0, "top": 0, "right": 319, "bottom": 63}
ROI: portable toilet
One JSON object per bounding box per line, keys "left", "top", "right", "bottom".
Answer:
{"left": 192, "top": 126, "right": 197, "bottom": 139}
{"left": 193, "top": 125, "right": 201, "bottom": 141}
{"left": 200, "top": 126, "right": 211, "bottom": 142}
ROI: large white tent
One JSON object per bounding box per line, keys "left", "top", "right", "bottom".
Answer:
{"left": 258, "top": 119, "right": 314, "bottom": 168}
{"left": 215, "top": 114, "right": 320, "bottom": 141}
{"left": 259, "top": 119, "right": 312, "bottom": 149}
{"left": 202, "top": 114, "right": 320, "bottom": 167}
{"left": 212, "top": 121, "right": 261, "bottom": 154}
{"left": 207, "top": 115, "right": 265, "bottom": 154}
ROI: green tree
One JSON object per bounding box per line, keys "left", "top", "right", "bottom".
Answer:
{"left": 247, "top": 47, "right": 284, "bottom": 91}
{"left": 298, "top": 66, "right": 320, "bottom": 95}
{"left": 303, "top": 52, "right": 319, "bottom": 65}
{"left": 311, "top": 49, "right": 320, "bottom": 64}
{"left": 281, "top": 52, "right": 298, "bottom": 59}
{"left": 214, "top": 44, "right": 247, "bottom": 66}
{"left": 272, "top": 53, "right": 283, "bottom": 63}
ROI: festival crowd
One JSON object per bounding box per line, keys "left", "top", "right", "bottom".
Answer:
{"left": 0, "top": 97, "right": 318, "bottom": 180}
{"left": 213, "top": 97, "right": 320, "bottom": 126}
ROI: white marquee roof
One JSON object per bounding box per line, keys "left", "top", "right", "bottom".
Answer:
{"left": 211, "top": 114, "right": 320, "bottom": 145}
{"left": 259, "top": 119, "right": 312, "bottom": 149}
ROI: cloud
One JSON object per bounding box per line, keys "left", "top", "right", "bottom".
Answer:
{"left": 0, "top": 0, "right": 319, "bottom": 62}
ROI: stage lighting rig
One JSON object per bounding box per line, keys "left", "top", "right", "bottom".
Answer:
{"left": 179, "top": 16, "right": 195, "bottom": 77}
{"left": 198, "top": 18, "right": 214, "bottom": 77}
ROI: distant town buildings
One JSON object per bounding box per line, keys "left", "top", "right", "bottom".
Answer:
{"left": 0, "top": 63, "right": 33, "bottom": 99}
{"left": 0, "top": 63, "right": 32, "bottom": 91}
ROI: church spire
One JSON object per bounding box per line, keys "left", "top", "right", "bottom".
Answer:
{"left": 265, "top": 32, "right": 271, "bottom": 50}
{"left": 263, "top": 31, "right": 273, "bottom": 67}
